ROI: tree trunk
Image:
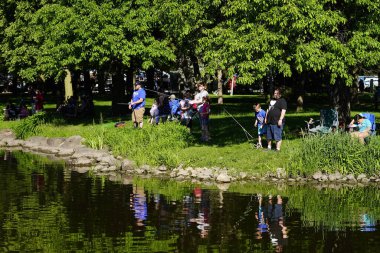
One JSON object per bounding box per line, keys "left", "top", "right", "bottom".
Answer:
{"left": 111, "top": 61, "right": 126, "bottom": 116}
{"left": 72, "top": 70, "right": 81, "bottom": 98}
{"left": 295, "top": 73, "right": 305, "bottom": 112}
{"left": 64, "top": 69, "right": 73, "bottom": 101}
{"left": 217, "top": 69, "right": 223, "bottom": 104}
{"left": 190, "top": 53, "right": 200, "bottom": 79}
{"left": 146, "top": 67, "right": 155, "bottom": 92}
{"left": 83, "top": 69, "right": 92, "bottom": 96}
{"left": 330, "top": 78, "right": 351, "bottom": 127}
{"left": 126, "top": 65, "right": 135, "bottom": 96}
{"left": 11, "top": 74, "right": 18, "bottom": 95}
{"left": 97, "top": 69, "right": 106, "bottom": 94}
{"left": 350, "top": 76, "right": 359, "bottom": 105}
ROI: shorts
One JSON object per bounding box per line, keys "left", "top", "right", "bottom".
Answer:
{"left": 132, "top": 107, "right": 145, "bottom": 123}
{"left": 258, "top": 125, "right": 267, "bottom": 136}
{"left": 267, "top": 124, "right": 283, "bottom": 141}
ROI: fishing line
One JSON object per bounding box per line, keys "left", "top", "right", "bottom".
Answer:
{"left": 223, "top": 108, "right": 256, "bottom": 147}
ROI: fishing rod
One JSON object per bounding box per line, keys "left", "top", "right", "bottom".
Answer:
{"left": 223, "top": 108, "right": 258, "bottom": 148}
{"left": 117, "top": 87, "right": 167, "bottom": 106}
{"left": 144, "top": 88, "right": 172, "bottom": 97}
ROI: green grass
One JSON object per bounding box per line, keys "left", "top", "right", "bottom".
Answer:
{"left": 1, "top": 92, "right": 380, "bottom": 176}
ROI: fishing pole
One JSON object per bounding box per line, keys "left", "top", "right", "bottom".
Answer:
{"left": 117, "top": 87, "right": 167, "bottom": 106}
{"left": 144, "top": 88, "right": 171, "bottom": 97}
{"left": 223, "top": 108, "right": 257, "bottom": 148}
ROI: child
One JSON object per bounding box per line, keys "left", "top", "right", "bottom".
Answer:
{"left": 199, "top": 96, "right": 210, "bottom": 141}
{"left": 254, "top": 103, "right": 266, "bottom": 148}
{"left": 149, "top": 100, "right": 159, "bottom": 124}
{"left": 180, "top": 91, "right": 193, "bottom": 130}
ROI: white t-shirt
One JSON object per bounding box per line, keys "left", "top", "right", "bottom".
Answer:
{"left": 194, "top": 90, "right": 209, "bottom": 103}
{"left": 194, "top": 90, "right": 209, "bottom": 111}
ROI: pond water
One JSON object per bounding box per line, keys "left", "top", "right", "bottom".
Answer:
{"left": 1, "top": 150, "right": 380, "bottom": 252}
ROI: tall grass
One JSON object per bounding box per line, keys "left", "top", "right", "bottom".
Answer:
{"left": 84, "top": 122, "right": 194, "bottom": 168}
{"left": 13, "top": 112, "right": 49, "bottom": 139}
{"left": 288, "top": 132, "right": 380, "bottom": 176}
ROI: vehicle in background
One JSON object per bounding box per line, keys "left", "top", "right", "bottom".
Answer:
{"left": 358, "top": 76, "right": 378, "bottom": 91}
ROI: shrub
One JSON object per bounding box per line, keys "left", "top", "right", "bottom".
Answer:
{"left": 287, "top": 132, "right": 380, "bottom": 176}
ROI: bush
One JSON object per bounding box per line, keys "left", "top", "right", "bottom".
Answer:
{"left": 287, "top": 132, "right": 380, "bottom": 176}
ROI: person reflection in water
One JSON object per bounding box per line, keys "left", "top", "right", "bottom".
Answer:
{"left": 190, "top": 187, "right": 210, "bottom": 238}
{"left": 360, "top": 213, "right": 376, "bottom": 232}
{"left": 131, "top": 186, "right": 147, "bottom": 230}
{"left": 255, "top": 193, "right": 268, "bottom": 239}
{"left": 31, "top": 173, "right": 45, "bottom": 192}
{"left": 267, "top": 195, "right": 288, "bottom": 252}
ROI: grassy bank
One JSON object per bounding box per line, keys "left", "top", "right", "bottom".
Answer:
{"left": 1, "top": 93, "right": 380, "bottom": 176}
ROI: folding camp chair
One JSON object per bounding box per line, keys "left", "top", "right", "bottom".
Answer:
{"left": 306, "top": 109, "right": 339, "bottom": 134}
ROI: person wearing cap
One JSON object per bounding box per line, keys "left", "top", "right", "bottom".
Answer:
{"left": 348, "top": 113, "right": 372, "bottom": 144}
{"left": 129, "top": 81, "right": 146, "bottom": 128}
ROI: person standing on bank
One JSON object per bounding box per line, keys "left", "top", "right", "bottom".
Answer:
{"left": 265, "top": 88, "right": 287, "bottom": 151}
{"left": 191, "top": 82, "right": 209, "bottom": 112}
{"left": 129, "top": 81, "right": 146, "bottom": 128}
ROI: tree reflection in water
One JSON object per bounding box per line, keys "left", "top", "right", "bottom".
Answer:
{"left": 0, "top": 151, "right": 379, "bottom": 252}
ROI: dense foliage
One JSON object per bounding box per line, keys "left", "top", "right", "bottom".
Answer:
{"left": 0, "top": 0, "right": 379, "bottom": 84}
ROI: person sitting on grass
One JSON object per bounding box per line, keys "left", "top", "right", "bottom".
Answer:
{"left": 254, "top": 103, "right": 266, "bottom": 148}
{"left": 349, "top": 113, "right": 371, "bottom": 144}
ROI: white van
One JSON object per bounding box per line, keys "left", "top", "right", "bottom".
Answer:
{"left": 364, "top": 77, "right": 378, "bottom": 89}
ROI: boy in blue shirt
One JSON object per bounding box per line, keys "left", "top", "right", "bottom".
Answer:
{"left": 254, "top": 103, "right": 267, "bottom": 148}
{"left": 349, "top": 113, "right": 372, "bottom": 144}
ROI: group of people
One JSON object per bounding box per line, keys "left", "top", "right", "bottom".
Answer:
{"left": 3, "top": 88, "right": 44, "bottom": 120}
{"left": 129, "top": 81, "right": 211, "bottom": 141}
{"left": 254, "top": 88, "right": 287, "bottom": 151}
{"left": 57, "top": 95, "right": 94, "bottom": 118}
{"left": 130, "top": 83, "right": 288, "bottom": 146}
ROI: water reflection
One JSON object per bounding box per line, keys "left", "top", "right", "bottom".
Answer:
{"left": 0, "top": 151, "right": 380, "bottom": 252}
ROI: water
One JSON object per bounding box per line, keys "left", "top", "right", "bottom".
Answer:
{"left": 0, "top": 150, "right": 380, "bottom": 252}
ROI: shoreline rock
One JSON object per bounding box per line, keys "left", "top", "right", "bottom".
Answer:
{"left": 1, "top": 129, "right": 379, "bottom": 187}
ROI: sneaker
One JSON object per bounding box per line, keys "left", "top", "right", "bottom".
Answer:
{"left": 256, "top": 143, "right": 262, "bottom": 149}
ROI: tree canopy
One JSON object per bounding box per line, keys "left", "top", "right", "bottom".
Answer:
{"left": 1, "top": 0, "right": 380, "bottom": 117}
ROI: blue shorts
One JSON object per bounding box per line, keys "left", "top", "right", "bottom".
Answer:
{"left": 258, "top": 125, "right": 267, "bottom": 136}
{"left": 267, "top": 124, "right": 283, "bottom": 141}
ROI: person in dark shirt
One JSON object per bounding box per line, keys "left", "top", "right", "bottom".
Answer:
{"left": 265, "top": 88, "right": 287, "bottom": 151}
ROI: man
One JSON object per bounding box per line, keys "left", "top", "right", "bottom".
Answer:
{"left": 129, "top": 81, "right": 146, "bottom": 128}
{"left": 265, "top": 88, "right": 287, "bottom": 151}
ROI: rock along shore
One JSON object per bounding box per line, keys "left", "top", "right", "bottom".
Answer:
{"left": 1, "top": 129, "right": 379, "bottom": 188}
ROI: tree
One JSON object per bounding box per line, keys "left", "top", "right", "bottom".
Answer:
{"left": 198, "top": 0, "right": 380, "bottom": 121}
{"left": 1, "top": 0, "right": 176, "bottom": 115}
